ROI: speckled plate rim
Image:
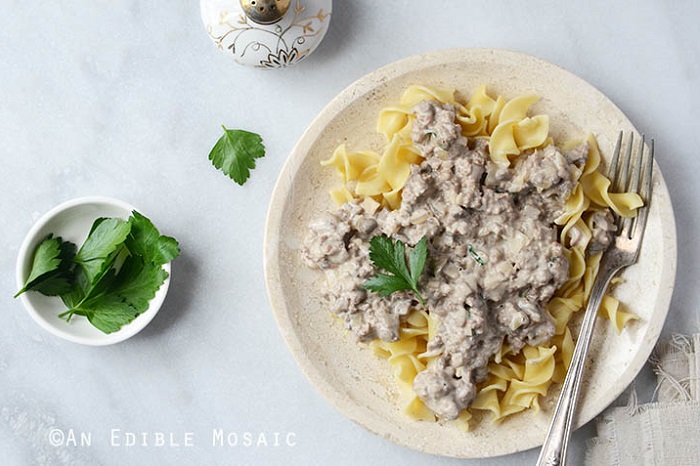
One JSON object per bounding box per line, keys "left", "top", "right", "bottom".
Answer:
{"left": 264, "top": 49, "right": 677, "bottom": 458}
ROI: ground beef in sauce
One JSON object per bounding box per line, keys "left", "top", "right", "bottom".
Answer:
{"left": 301, "top": 100, "right": 595, "bottom": 420}
{"left": 588, "top": 209, "right": 617, "bottom": 252}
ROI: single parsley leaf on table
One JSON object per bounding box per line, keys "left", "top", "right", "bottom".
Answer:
{"left": 364, "top": 235, "right": 428, "bottom": 305}
{"left": 209, "top": 126, "right": 265, "bottom": 186}
{"left": 14, "top": 235, "right": 77, "bottom": 298}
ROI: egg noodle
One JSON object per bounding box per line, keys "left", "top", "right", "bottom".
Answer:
{"left": 321, "top": 85, "right": 643, "bottom": 428}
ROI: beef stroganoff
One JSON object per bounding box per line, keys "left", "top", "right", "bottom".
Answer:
{"left": 301, "top": 85, "right": 642, "bottom": 427}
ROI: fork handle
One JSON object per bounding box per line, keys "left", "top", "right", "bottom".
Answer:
{"left": 536, "top": 258, "right": 620, "bottom": 466}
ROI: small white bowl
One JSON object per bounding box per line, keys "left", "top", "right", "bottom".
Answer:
{"left": 15, "top": 197, "right": 171, "bottom": 346}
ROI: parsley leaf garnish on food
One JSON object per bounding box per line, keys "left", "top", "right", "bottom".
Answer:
{"left": 14, "top": 235, "right": 77, "bottom": 298}
{"left": 16, "top": 211, "right": 180, "bottom": 334}
{"left": 364, "top": 235, "right": 428, "bottom": 305}
{"left": 208, "top": 126, "right": 265, "bottom": 186}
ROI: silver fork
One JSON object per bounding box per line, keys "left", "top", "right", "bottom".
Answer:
{"left": 536, "top": 132, "right": 655, "bottom": 466}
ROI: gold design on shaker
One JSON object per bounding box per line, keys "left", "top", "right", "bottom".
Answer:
{"left": 207, "top": 0, "right": 330, "bottom": 68}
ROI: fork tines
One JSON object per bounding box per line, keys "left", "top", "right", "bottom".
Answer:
{"left": 607, "top": 131, "right": 655, "bottom": 239}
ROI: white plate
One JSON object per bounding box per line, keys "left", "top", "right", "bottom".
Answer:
{"left": 15, "top": 197, "right": 171, "bottom": 346}
{"left": 264, "top": 49, "right": 677, "bottom": 458}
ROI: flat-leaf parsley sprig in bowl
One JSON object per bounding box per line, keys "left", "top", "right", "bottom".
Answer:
{"left": 15, "top": 197, "right": 180, "bottom": 345}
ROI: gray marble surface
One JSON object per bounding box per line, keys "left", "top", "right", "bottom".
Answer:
{"left": 1, "top": 1, "right": 698, "bottom": 465}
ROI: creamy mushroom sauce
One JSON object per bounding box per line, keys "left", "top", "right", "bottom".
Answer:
{"left": 301, "top": 101, "right": 611, "bottom": 420}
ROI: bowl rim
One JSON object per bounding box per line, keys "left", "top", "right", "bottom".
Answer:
{"left": 15, "top": 196, "right": 171, "bottom": 346}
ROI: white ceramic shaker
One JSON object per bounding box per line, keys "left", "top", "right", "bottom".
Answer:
{"left": 200, "top": 0, "right": 332, "bottom": 68}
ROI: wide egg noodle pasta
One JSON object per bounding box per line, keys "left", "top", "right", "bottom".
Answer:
{"left": 377, "top": 106, "right": 414, "bottom": 141}
{"left": 329, "top": 186, "right": 354, "bottom": 205}
{"left": 320, "top": 84, "right": 644, "bottom": 427}
{"left": 487, "top": 95, "right": 508, "bottom": 134}
{"left": 499, "top": 346, "right": 558, "bottom": 416}
{"left": 377, "top": 135, "right": 422, "bottom": 191}
{"left": 578, "top": 133, "right": 644, "bottom": 217}
{"left": 382, "top": 188, "right": 402, "bottom": 210}
{"left": 467, "top": 84, "right": 497, "bottom": 116}
{"left": 580, "top": 171, "right": 644, "bottom": 217}
{"left": 489, "top": 115, "right": 551, "bottom": 167}
{"left": 498, "top": 94, "right": 540, "bottom": 124}
{"left": 513, "top": 115, "right": 550, "bottom": 151}
{"left": 355, "top": 165, "right": 391, "bottom": 197}
{"left": 470, "top": 375, "right": 507, "bottom": 419}
{"left": 547, "top": 295, "right": 584, "bottom": 336}
{"left": 400, "top": 85, "right": 456, "bottom": 108}
{"left": 456, "top": 104, "right": 487, "bottom": 137}
{"left": 599, "top": 295, "right": 638, "bottom": 334}
{"left": 375, "top": 85, "right": 456, "bottom": 142}
{"left": 321, "top": 145, "right": 381, "bottom": 184}
{"left": 582, "top": 133, "right": 602, "bottom": 175}
{"left": 488, "top": 121, "right": 520, "bottom": 166}
{"left": 324, "top": 84, "right": 552, "bottom": 204}
{"left": 556, "top": 189, "right": 589, "bottom": 241}
{"left": 370, "top": 310, "right": 436, "bottom": 422}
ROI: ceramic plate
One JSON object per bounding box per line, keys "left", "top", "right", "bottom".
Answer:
{"left": 264, "top": 49, "right": 677, "bottom": 458}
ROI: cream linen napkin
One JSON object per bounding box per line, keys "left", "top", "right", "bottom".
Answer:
{"left": 585, "top": 334, "right": 700, "bottom": 465}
